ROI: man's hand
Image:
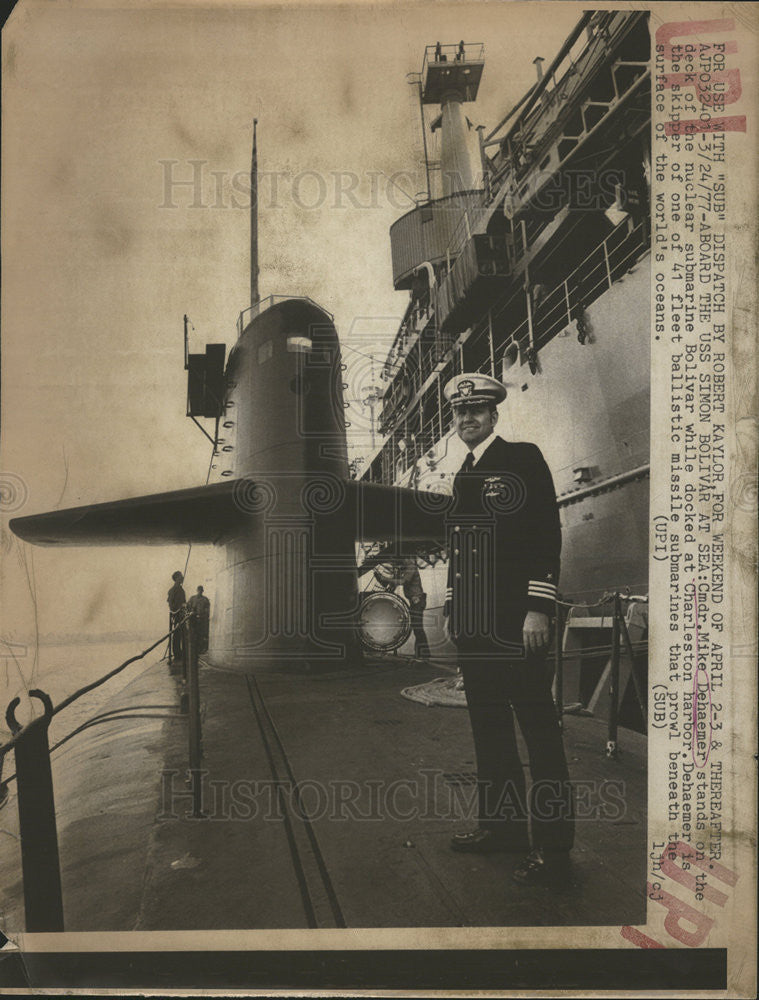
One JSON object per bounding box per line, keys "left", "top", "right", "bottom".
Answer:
{"left": 523, "top": 610, "right": 550, "bottom": 654}
{"left": 442, "top": 600, "right": 451, "bottom": 637}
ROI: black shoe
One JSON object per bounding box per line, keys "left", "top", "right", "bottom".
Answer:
{"left": 512, "top": 848, "right": 571, "bottom": 886}
{"left": 450, "top": 828, "right": 529, "bottom": 854}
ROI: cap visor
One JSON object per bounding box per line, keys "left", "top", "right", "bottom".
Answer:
{"left": 453, "top": 395, "right": 499, "bottom": 406}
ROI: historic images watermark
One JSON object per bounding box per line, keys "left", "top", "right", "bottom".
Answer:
{"left": 157, "top": 160, "right": 632, "bottom": 214}
{"left": 0, "top": 475, "right": 28, "bottom": 515}
{"left": 158, "top": 769, "right": 628, "bottom": 823}
{"left": 158, "top": 163, "right": 421, "bottom": 212}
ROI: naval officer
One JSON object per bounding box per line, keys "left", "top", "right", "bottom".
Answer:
{"left": 442, "top": 373, "right": 574, "bottom": 886}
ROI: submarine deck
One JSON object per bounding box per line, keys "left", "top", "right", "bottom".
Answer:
{"left": 1, "top": 654, "right": 647, "bottom": 933}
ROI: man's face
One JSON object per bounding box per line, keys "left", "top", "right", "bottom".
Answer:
{"left": 453, "top": 403, "right": 497, "bottom": 448}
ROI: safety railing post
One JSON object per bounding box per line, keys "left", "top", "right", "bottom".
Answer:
{"left": 554, "top": 601, "right": 564, "bottom": 728}
{"left": 166, "top": 613, "right": 173, "bottom": 664}
{"left": 606, "top": 593, "right": 621, "bottom": 758}
{"left": 619, "top": 604, "right": 648, "bottom": 726}
{"left": 5, "top": 690, "right": 64, "bottom": 932}
{"left": 185, "top": 618, "right": 203, "bottom": 817}
{"left": 181, "top": 615, "right": 189, "bottom": 682}
{"left": 602, "top": 237, "right": 612, "bottom": 290}
{"left": 563, "top": 278, "right": 572, "bottom": 329}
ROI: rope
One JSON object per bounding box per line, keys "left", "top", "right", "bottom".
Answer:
{"left": 182, "top": 441, "right": 217, "bottom": 582}
{"left": 0, "top": 613, "right": 190, "bottom": 761}
{"left": 53, "top": 615, "right": 189, "bottom": 718}
{"left": 1, "top": 710, "right": 184, "bottom": 793}
{"left": 48, "top": 712, "right": 183, "bottom": 756}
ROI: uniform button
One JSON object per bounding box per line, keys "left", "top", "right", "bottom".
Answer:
{"left": 453, "top": 525, "right": 460, "bottom": 532}
{"left": 474, "top": 573, "right": 479, "bottom": 578}
{"left": 453, "top": 549, "right": 460, "bottom": 556}
{"left": 455, "top": 573, "right": 462, "bottom": 579}
{"left": 472, "top": 548, "right": 477, "bottom": 554}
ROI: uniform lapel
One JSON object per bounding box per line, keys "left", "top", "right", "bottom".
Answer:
{"left": 475, "top": 434, "right": 507, "bottom": 472}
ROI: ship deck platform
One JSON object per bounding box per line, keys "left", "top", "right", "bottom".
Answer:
{"left": 0, "top": 653, "right": 647, "bottom": 934}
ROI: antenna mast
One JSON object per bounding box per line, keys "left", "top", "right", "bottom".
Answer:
{"left": 250, "top": 118, "right": 260, "bottom": 307}
{"left": 415, "top": 78, "right": 432, "bottom": 203}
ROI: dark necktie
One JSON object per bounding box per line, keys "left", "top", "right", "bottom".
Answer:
{"left": 461, "top": 452, "right": 474, "bottom": 473}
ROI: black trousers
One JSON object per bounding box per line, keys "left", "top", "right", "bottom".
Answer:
{"left": 459, "top": 651, "right": 574, "bottom": 853}
{"left": 409, "top": 604, "right": 430, "bottom": 657}
{"left": 170, "top": 611, "right": 184, "bottom": 660}
{"left": 191, "top": 618, "right": 209, "bottom": 654}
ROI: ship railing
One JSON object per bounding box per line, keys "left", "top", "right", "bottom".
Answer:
{"left": 441, "top": 199, "right": 491, "bottom": 264}
{"left": 422, "top": 42, "right": 484, "bottom": 78}
{"left": 0, "top": 612, "right": 200, "bottom": 933}
{"left": 377, "top": 215, "right": 648, "bottom": 476}
{"left": 535, "top": 217, "right": 648, "bottom": 349}
{"left": 492, "top": 215, "right": 648, "bottom": 361}
{"left": 482, "top": 12, "right": 649, "bottom": 211}
{"left": 552, "top": 591, "right": 648, "bottom": 755}
{"left": 236, "top": 295, "right": 334, "bottom": 337}
{"left": 380, "top": 300, "right": 437, "bottom": 397}
{"left": 483, "top": 11, "right": 631, "bottom": 153}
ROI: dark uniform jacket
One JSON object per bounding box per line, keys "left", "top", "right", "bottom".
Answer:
{"left": 167, "top": 583, "right": 186, "bottom": 613}
{"left": 187, "top": 594, "right": 210, "bottom": 620}
{"left": 398, "top": 561, "right": 426, "bottom": 609}
{"left": 444, "top": 435, "right": 561, "bottom": 653}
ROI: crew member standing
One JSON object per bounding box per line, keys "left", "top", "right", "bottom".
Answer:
{"left": 167, "top": 570, "right": 186, "bottom": 663}
{"left": 442, "top": 373, "right": 573, "bottom": 886}
{"left": 187, "top": 585, "right": 211, "bottom": 654}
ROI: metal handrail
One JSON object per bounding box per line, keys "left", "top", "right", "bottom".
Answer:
{"left": 379, "top": 216, "right": 648, "bottom": 458}
{"left": 443, "top": 200, "right": 489, "bottom": 261}
{"left": 422, "top": 42, "right": 485, "bottom": 81}
{"left": 236, "top": 295, "right": 334, "bottom": 337}
{"left": 0, "top": 620, "right": 187, "bottom": 760}
{"left": 0, "top": 612, "right": 194, "bottom": 932}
